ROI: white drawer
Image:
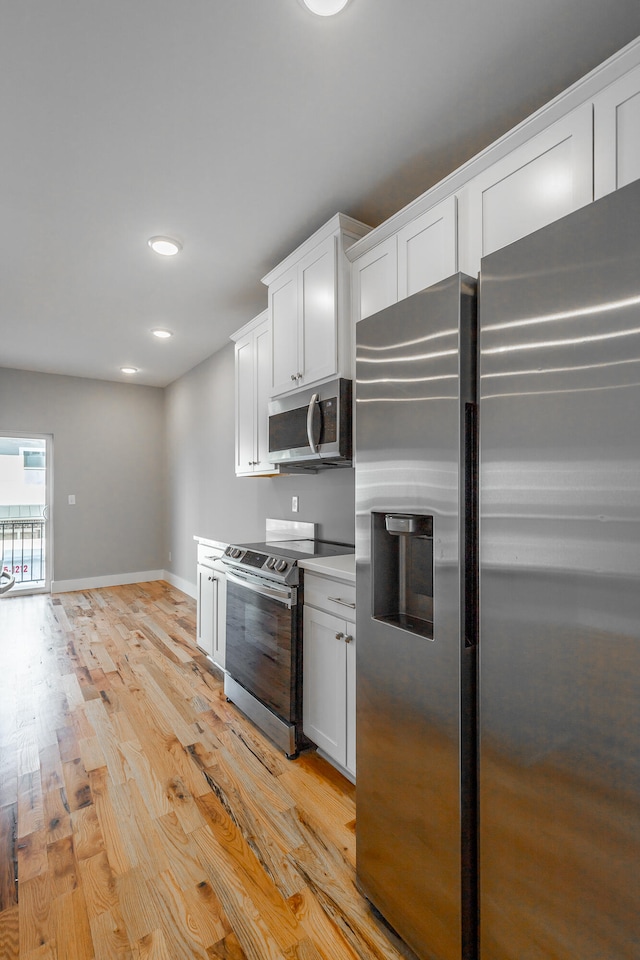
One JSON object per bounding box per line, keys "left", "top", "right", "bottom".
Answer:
{"left": 304, "top": 573, "right": 356, "bottom": 621}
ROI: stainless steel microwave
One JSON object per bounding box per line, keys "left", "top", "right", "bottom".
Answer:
{"left": 267, "top": 378, "right": 352, "bottom": 470}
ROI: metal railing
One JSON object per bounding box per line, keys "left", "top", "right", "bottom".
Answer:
{"left": 1, "top": 518, "right": 45, "bottom": 584}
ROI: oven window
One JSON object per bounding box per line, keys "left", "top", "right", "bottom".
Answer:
{"left": 225, "top": 580, "right": 298, "bottom": 722}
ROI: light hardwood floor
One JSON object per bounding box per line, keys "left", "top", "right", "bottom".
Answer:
{"left": 0, "top": 581, "right": 417, "bottom": 960}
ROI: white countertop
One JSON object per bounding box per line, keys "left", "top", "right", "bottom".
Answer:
{"left": 299, "top": 554, "right": 355, "bottom": 583}
{"left": 194, "top": 535, "right": 228, "bottom": 550}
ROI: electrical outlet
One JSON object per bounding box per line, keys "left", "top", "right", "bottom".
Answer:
{"left": 292, "top": 495, "right": 299, "bottom": 513}
{"left": 68, "top": 494, "right": 76, "bottom": 505}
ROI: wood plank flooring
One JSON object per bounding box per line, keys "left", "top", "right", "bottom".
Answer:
{"left": 0, "top": 581, "right": 416, "bottom": 960}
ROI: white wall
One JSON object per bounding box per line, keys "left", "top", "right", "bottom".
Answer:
{"left": 165, "top": 342, "right": 356, "bottom": 587}
{"left": 0, "top": 368, "right": 166, "bottom": 583}
{"left": 0, "top": 347, "right": 357, "bottom": 593}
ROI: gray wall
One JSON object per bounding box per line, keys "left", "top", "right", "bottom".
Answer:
{"left": 0, "top": 367, "right": 166, "bottom": 582}
{"left": 165, "top": 343, "right": 356, "bottom": 586}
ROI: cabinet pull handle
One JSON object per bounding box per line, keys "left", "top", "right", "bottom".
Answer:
{"left": 344, "top": 634, "right": 353, "bottom": 644}
{"left": 335, "top": 632, "right": 344, "bottom": 640}
{"left": 291, "top": 373, "right": 297, "bottom": 381}
{"left": 328, "top": 596, "right": 356, "bottom": 609}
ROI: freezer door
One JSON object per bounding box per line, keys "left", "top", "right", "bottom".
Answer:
{"left": 479, "top": 179, "right": 640, "bottom": 958}
{"left": 355, "top": 274, "right": 477, "bottom": 960}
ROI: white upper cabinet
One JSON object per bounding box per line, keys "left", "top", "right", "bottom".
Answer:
{"left": 460, "top": 103, "right": 593, "bottom": 275}
{"left": 263, "top": 213, "right": 370, "bottom": 397}
{"left": 269, "top": 268, "right": 299, "bottom": 397}
{"left": 351, "top": 197, "right": 458, "bottom": 322}
{"left": 594, "top": 62, "right": 640, "bottom": 199}
{"left": 231, "top": 310, "right": 277, "bottom": 477}
{"left": 397, "top": 195, "right": 458, "bottom": 298}
{"left": 352, "top": 236, "right": 398, "bottom": 323}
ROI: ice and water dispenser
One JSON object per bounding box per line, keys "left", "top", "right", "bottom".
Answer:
{"left": 371, "top": 512, "right": 434, "bottom": 639}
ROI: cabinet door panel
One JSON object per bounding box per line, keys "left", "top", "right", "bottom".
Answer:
{"left": 353, "top": 236, "right": 397, "bottom": 322}
{"left": 235, "top": 334, "right": 255, "bottom": 475}
{"left": 303, "top": 606, "right": 347, "bottom": 765}
{"left": 300, "top": 237, "right": 338, "bottom": 386}
{"left": 594, "top": 63, "right": 640, "bottom": 198}
{"left": 345, "top": 622, "right": 356, "bottom": 776}
{"left": 397, "top": 197, "right": 457, "bottom": 299}
{"left": 270, "top": 269, "right": 299, "bottom": 395}
{"left": 197, "top": 564, "right": 216, "bottom": 657}
{"left": 254, "top": 323, "right": 273, "bottom": 472}
{"left": 462, "top": 102, "right": 593, "bottom": 274}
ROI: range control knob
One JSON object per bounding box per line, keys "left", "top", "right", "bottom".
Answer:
{"left": 231, "top": 547, "right": 242, "bottom": 559}
{"left": 265, "top": 557, "right": 277, "bottom": 570}
{"left": 275, "top": 559, "right": 288, "bottom": 573}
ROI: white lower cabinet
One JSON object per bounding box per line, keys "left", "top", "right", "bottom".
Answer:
{"left": 303, "top": 573, "right": 356, "bottom": 777}
{"left": 196, "top": 542, "right": 227, "bottom": 668}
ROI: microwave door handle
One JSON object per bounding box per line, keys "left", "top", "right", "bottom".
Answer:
{"left": 306, "top": 393, "right": 321, "bottom": 453}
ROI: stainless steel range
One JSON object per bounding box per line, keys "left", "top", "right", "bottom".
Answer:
{"left": 222, "top": 520, "right": 353, "bottom": 758}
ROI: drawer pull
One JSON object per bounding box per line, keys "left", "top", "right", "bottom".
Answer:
{"left": 328, "top": 596, "right": 356, "bottom": 609}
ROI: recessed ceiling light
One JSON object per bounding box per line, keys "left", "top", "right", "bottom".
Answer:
{"left": 148, "top": 236, "right": 182, "bottom": 256}
{"left": 301, "top": 0, "right": 350, "bottom": 15}
{"left": 120, "top": 366, "right": 138, "bottom": 375}
{"left": 152, "top": 329, "right": 173, "bottom": 339}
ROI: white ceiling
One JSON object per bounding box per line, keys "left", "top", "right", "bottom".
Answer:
{"left": 3, "top": 1, "right": 640, "bottom": 387}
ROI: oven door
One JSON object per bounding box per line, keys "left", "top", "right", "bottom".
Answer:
{"left": 224, "top": 569, "right": 300, "bottom": 723}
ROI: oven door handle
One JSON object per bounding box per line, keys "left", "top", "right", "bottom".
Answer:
{"left": 225, "top": 570, "right": 295, "bottom": 608}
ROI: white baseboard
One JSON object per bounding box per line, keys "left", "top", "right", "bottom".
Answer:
{"left": 52, "top": 569, "right": 166, "bottom": 594}
{"left": 51, "top": 569, "right": 198, "bottom": 598}
{"left": 163, "top": 570, "right": 197, "bottom": 599}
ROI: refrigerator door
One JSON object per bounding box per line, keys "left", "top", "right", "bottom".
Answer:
{"left": 479, "top": 180, "right": 640, "bottom": 958}
{"left": 355, "top": 274, "right": 477, "bottom": 960}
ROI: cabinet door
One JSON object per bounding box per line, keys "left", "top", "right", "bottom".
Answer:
{"left": 197, "top": 564, "right": 216, "bottom": 658}
{"left": 234, "top": 332, "right": 256, "bottom": 475}
{"left": 352, "top": 236, "right": 397, "bottom": 322}
{"left": 345, "top": 620, "right": 356, "bottom": 777}
{"left": 397, "top": 196, "right": 457, "bottom": 298}
{"left": 270, "top": 266, "right": 299, "bottom": 396}
{"left": 594, "top": 63, "right": 640, "bottom": 199}
{"left": 300, "top": 236, "right": 338, "bottom": 387}
{"left": 461, "top": 102, "right": 593, "bottom": 275}
{"left": 303, "top": 606, "right": 347, "bottom": 766}
{"left": 254, "top": 322, "right": 273, "bottom": 472}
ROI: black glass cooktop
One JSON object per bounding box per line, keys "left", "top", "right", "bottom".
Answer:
{"left": 233, "top": 538, "right": 354, "bottom": 562}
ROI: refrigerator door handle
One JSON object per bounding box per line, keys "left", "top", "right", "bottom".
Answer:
{"left": 464, "top": 401, "right": 479, "bottom": 648}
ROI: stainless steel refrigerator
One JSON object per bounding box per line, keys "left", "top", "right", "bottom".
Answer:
{"left": 355, "top": 273, "right": 478, "bottom": 960}
{"left": 478, "top": 179, "right": 640, "bottom": 959}
{"left": 355, "top": 179, "right": 640, "bottom": 960}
